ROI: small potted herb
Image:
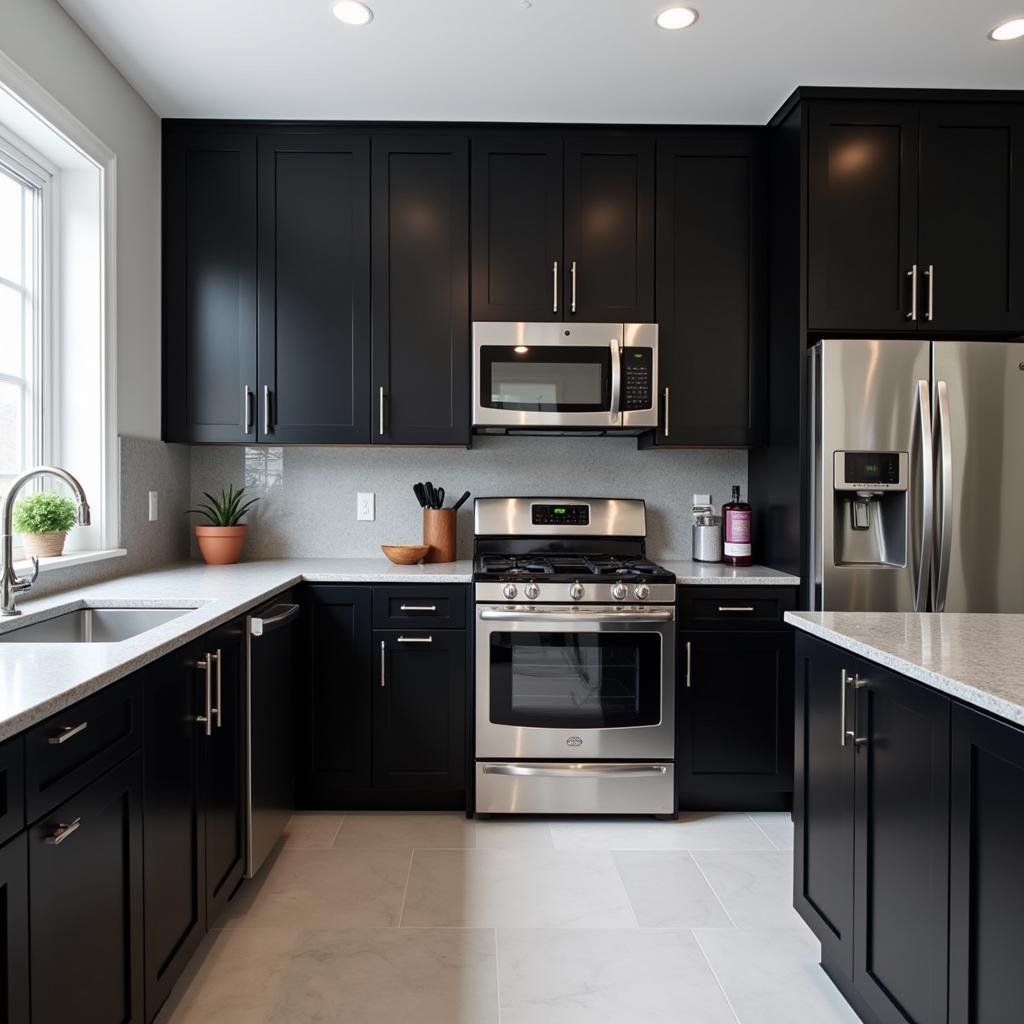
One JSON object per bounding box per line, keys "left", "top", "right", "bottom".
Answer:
{"left": 187, "top": 485, "right": 260, "bottom": 565}
{"left": 13, "top": 492, "right": 79, "bottom": 558}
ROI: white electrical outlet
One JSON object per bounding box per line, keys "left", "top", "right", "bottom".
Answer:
{"left": 148, "top": 490, "right": 159, "bottom": 522}
{"left": 357, "top": 492, "right": 375, "bottom": 521}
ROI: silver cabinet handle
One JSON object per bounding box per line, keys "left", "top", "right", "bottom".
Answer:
{"left": 570, "top": 261, "right": 577, "bottom": 314}
{"left": 49, "top": 721, "right": 88, "bottom": 745}
{"left": 379, "top": 386, "right": 385, "bottom": 437}
{"left": 263, "top": 385, "right": 272, "bottom": 434}
{"left": 45, "top": 817, "right": 81, "bottom": 845}
{"left": 244, "top": 385, "right": 253, "bottom": 434}
{"left": 841, "top": 669, "right": 849, "bottom": 747}
{"left": 925, "top": 264, "right": 935, "bottom": 322}
{"left": 851, "top": 674, "right": 868, "bottom": 745}
{"left": 483, "top": 763, "right": 668, "bottom": 779}
{"left": 399, "top": 604, "right": 437, "bottom": 612}
{"left": 212, "top": 649, "right": 222, "bottom": 729}
{"left": 552, "top": 260, "right": 559, "bottom": 314}
{"left": 717, "top": 605, "right": 755, "bottom": 613}
{"left": 933, "top": 380, "right": 954, "bottom": 612}
{"left": 685, "top": 639, "right": 692, "bottom": 688}
{"left": 380, "top": 639, "right": 386, "bottom": 687}
{"left": 397, "top": 635, "right": 433, "bottom": 643}
{"left": 907, "top": 265, "right": 918, "bottom": 321}
{"left": 663, "top": 387, "right": 670, "bottom": 438}
{"left": 914, "top": 380, "right": 934, "bottom": 613}
{"left": 197, "top": 655, "right": 212, "bottom": 736}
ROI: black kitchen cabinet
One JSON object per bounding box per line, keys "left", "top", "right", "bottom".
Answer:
{"left": 678, "top": 630, "right": 792, "bottom": 809}
{"left": 563, "top": 137, "right": 654, "bottom": 323}
{"left": 30, "top": 754, "right": 145, "bottom": 1024}
{"left": 648, "top": 134, "right": 765, "bottom": 447}
{"left": 373, "top": 629, "right": 466, "bottom": 792}
{"left": 0, "top": 736, "right": 23, "bottom": 847}
{"left": 163, "top": 130, "right": 257, "bottom": 443}
{"left": 258, "top": 133, "right": 371, "bottom": 443}
{"left": 0, "top": 833, "right": 29, "bottom": 1024}
{"left": 471, "top": 137, "right": 563, "bottom": 321}
{"left": 372, "top": 136, "right": 469, "bottom": 444}
{"left": 949, "top": 704, "right": 1024, "bottom": 1023}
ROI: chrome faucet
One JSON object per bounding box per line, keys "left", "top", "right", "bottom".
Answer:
{"left": 1, "top": 466, "right": 91, "bottom": 616}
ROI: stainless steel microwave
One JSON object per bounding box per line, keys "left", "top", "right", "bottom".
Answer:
{"left": 472, "top": 322, "right": 659, "bottom": 433}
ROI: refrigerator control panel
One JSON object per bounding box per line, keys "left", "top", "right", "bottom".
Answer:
{"left": 833, "top": 451, "right": 909, "bottom": 491}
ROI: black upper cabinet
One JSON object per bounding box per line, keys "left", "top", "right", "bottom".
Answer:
{"left": 372, "top": 136, "right": 469, "bottom": 444}
{"left": 651, "top": 135, "right": 765, "bottom": 447}
{"left": 807, "top": 103, "right": 919, "bottom": 333}
{"left": 164, "top": 131, "right": 257, "bottom": 443}
{"left": 563, "top": 138, "right": 654, "bottom": 323}
{"left": 918, "top": 104, "right": 1024, "bottom": 333}
{"left": 471, "top": 138, "right": 563, "bottom": 321}
{"left": 0, "top": 833, "right": 29, "bottom": 1024}
{"left": 258, "top": 134, "right": 371, "bottom": 443}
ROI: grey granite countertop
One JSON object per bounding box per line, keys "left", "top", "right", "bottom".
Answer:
{"left": 787, "top": 611, "right": 1024, "bottom": 728}
{"left": 664, "top": 561, "right": 800, "bottom": 586}
{"left": 0, "top": 558, "right": 472, "bottom": 741}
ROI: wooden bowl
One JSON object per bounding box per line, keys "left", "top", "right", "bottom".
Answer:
{"left": 381, "top": 544, "right": 431, "bottom": 565}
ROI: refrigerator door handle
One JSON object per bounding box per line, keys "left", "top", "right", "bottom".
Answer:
{"left": 933, "top": 379, "right": 954, "bottom": 612}
{"left": 914, "top": 380, "right": 934, "bottom": 612}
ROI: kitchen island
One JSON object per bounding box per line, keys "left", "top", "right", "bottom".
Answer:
{"left": 786, "top": 610, "right": 1024, "bottom": 1024}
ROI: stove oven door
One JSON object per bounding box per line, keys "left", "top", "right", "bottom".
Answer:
{"left": 475, "top": 605, "right": 675, "bottom": 760}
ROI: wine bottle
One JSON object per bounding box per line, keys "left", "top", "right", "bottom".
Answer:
{"left": 723, "top": 485, "right": 752, "bottom": 567}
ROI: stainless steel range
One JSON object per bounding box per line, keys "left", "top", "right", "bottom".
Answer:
{"left": 473, "top": 497, "right": 676, "bottom": 816}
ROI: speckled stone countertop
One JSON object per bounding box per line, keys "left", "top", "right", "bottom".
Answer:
{"left": 787, "top": 611, "right": 1024, "bottom": 728}
{"left": 664, "top": 561, "right": 800, "bottom": 586}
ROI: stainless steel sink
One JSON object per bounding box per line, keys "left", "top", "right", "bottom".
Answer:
{"left": 0, "top": 606, "right": 195, "bottom": 643}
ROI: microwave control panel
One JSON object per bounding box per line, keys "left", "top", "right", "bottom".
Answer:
{"left": 621, "top": 347, "right": 654, "bottom": 411}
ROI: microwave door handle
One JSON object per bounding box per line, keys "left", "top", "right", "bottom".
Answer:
{"left": 609, "top": 336, "right": 622, "bottom": 421}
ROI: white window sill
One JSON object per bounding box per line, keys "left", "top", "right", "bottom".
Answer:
{"left": 12, "top": 548, "right": 127, "bottom": 576}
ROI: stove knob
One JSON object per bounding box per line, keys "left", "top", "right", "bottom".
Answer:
{"left": 524, "top": 582, "right": 540, "bottom": 601}
{"left": 634, "top": 583, "right": 650, "bottom": 601}
{"left": 569, "top": 581, "right": 585, "bottom": 601}
{"left": 611, "top": 582, "right": 629, "bottom": 601}
{"left": 502, "top": 583, "right": 518, "bottom": 600}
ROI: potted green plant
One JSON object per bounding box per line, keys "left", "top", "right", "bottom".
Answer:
{"left": 13, "top": 492, "right": 79, "bottom": 558}
{"left": 187, "top": 485, "right": 260, "bottom": 565}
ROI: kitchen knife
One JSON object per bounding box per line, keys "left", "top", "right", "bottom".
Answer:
{"left": 451, "top": 490, "right": 471, "bottom": 511}
{"left": 413, "top": 483, "right": 427, "bottom": 508}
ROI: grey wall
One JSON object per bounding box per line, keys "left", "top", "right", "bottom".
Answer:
{"left": 190, "top": 439, "right": 747, "bottom": 561}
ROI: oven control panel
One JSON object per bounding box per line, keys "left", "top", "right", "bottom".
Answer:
{"left": 531, "top": 504, "right": 590, "bottom": 526}
{"left": 621, "top": 347, "right": 653, "bottom": 411}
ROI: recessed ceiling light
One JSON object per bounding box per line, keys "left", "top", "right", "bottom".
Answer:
{"left": 332, "top": 0, "right": 373, "bottom": 26}
{"left": 656, "top": 6, "right": 699, "bottom": 30}
{"left": 989, "top": 16, "right": 1024, "bottom": 40}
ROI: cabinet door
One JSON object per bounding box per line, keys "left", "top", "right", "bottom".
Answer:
{"left": 563, "top": 137, "right": 654, "bottom": 322}
{"left": 30, "top": 754, "right": 144, "bottom": 1024}
{"left": 297, "top": 586, "right": 373, "bottom": 804}
{"left": 373, "top": 630, "right": 466, "bottom": 792}
{"left": 793, "top": 636, "right": 855, "bottom": 976}
{"left": 372, "top": 136, "right": 469, "bottom": 445}
{"left": 852, "top": 663, "right": 950, "bottom": 1024}
{"left": 678, "top": 630, "right": 793, "bottom": 808}
{"left": 918, "top": 104, "right": 1024, "bottom": 333}
{"left": 201, "top": 618, "right": 246, "bottom": 927}
{"left": 807, "top": 104, "right": 919, "bottom": 332}
{"left": 471, "top": 137, "right": 563, "bottom": 321}
{"left": 258, "top": 133, "right": 371, "bottom": 443}
{"left": 164, "top": 130, "right": 257, "bottom": 442}
{"left": 949, "top": 705, "right": 1024, "bottom": 1023}
{"left": 142, "top": 645, "right": 205, "bottom": 1022}
{"left": 653, "top": 135, "right": 765, "bottom": 446}
{"left": 0, "top": 834, "right": 28, "bottom": 1024}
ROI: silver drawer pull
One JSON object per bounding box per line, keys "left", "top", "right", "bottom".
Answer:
{"left": 717, "top": 606, "right": 755, "bottom": 613}
{"left": 399, "top": 604, "right": 437, "bottom": 612}
{"left": 49, "top": 721, "right": 88, "bottom": 745}
{"left": 397, "top": 635, "right": 433, "bottom": 643}
{"left": 45, "top": 818, "right": 81, "bottom": 845}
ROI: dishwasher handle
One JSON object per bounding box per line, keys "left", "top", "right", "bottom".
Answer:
{"left": 249, "top": 603, "right": 300, "bottom": 637}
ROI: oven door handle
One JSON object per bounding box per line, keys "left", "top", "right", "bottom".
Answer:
{"left": 481, "top": 763, "right": 669, "bottom": 779}
{"left": 478, "top": 608, "right": 674, "bottom": 623}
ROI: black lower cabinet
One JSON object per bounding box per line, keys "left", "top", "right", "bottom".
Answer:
{"left": 0, "top": 832, "right": 28, "bottom": 1024}
{"left": 30, "top": 754, "right": 145, "bottom": 1024}
{"left": 677, "top": 631, "right": 793, "bottom": 809}
{"left": 949, "top": 705, "right": 1024, "bottom": 1023}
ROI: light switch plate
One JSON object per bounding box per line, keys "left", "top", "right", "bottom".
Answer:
{"left": 357, "top": 492, "right": 375, "bottom": 521}
{"left": 148, "top": 491, "right": 159, "bottom": 522}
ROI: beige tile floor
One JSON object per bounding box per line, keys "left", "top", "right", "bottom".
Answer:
{"left": 156, "top": 811, "right": 861, "bottom": 1024}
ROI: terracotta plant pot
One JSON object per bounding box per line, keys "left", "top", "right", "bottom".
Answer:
{"left": 195, "top": 525, "right": 248, "bottom": 565}
{"left": 21, "top": 531, "right": 67, "bottom": 558}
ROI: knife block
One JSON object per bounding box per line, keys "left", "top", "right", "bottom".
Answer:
{"left": 423, "top": 509, "right": 457, "bottom": 563}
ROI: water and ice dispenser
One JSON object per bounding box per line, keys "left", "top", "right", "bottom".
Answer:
{"left": 832, "top": 451, "right": 909, "bottom": 568}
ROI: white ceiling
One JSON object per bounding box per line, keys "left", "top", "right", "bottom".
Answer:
{"left": 57, "top": 0, "right": 1024, "bottom": 123}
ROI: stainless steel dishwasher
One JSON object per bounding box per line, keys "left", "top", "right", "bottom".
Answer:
{"left": 245, "top": 595, "right": 299, "bottom": 876}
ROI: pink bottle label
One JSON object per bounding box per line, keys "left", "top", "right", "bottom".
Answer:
{"left": 724, "top": 510, "right": 751, "bottom": 557}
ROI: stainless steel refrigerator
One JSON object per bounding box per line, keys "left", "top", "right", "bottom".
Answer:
{"left": 809, "top": 338, "right": 1024, "bottom": 612}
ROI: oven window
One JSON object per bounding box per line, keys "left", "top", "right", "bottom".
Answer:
{"left": 489, "top": 631, "right": 661, "bottom": 729}
{"left": 480, "top": 346, "right": 611, "bottom": 412}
